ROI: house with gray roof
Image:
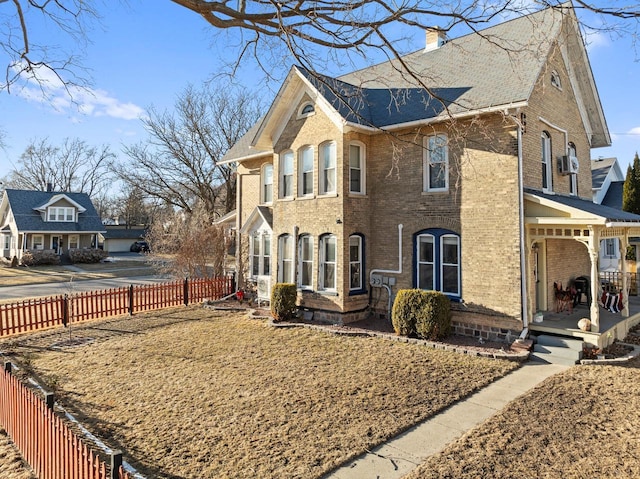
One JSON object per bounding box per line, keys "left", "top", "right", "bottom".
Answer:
{"left": 0, "top": 188, "right": 105, "bottom": 261}
{"left": 224, "top": 2, "right": 640, "bottom": 350}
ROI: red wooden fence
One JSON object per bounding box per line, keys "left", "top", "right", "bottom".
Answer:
{"left": 0, "top": 276, "right": 234, "bottom": 338}
{"left": 0, "top": 366, "right": 130, "bottom": 479}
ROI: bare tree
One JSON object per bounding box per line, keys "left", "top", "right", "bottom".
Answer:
{"left": 2, "top": 137, "right": 115, "bottom": 197}
{"left": 146, "top": 202, "right": 228, "bottom": 278}
{"left": 113, "top": 83, "right": 261, "bottom": 219}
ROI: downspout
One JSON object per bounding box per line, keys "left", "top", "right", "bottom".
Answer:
{"left": 516, "top": 122, "right": 529, "bottom": 331}
{"left": 369, "top": 224, "right": 403, "bottom": 314}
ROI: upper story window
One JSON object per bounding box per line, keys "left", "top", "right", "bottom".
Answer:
{"left": 298, "top": 146, "right": 314, "bottom": 197}
{"left": 261, "top": 164, "right": 273, "bottom": 204}
{"left": 320, "top": 141, "right": 336, "bottom": 195}
{"left": 423, "top": 134, "right": 448, "bottom": 192}
{"left": 298, "top": 102, "right": 315, "bottom": 118}
{"left": 279, "top": 151, "right": 294, "bottom": 199}
{"left": 568, "top": 142, "right": 578, "bottom": 196}
{"left": 349, "top": 142, "right": 366, "bottom": 195}
{"left": 298, "top": 234, "right": 314, "bottom": 289}
{"left": 551, "top": 71, "right": 562, "bottom": 90}
{"left": 319, "top": 234, "right": 337, "bottom": 291}
{"left": 415, "top": 229, "right": 461, "bottom": 298}
{"left": 47, "top": 207, "right": 75, "bottom": 222}
{"left": 541, "top": 131, "right": 553, "bottom": 193}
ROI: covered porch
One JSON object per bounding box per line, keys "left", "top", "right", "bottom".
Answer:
{"left": 525, "top": 190, "right": 640, "bottom": 349}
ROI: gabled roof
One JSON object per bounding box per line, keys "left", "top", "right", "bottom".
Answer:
{"left": 225, "top": 2, "right": 609, "bottom": 162}
{"left": 4, "top": 189, "right": 105, "bottom": 233}
{"left": 591, "top": 157, "right": 623, "bottom": 190}
{"left": 601, "top": 181, "right": 624, "bottom": 210}
{"left": 33, "top": 193, "right": 86, "bottom": 213}
{"left": 239, "top": 206, "right": 273, "bottom": 235}
{"left": 525, "top": 188, "right": 640, "bottom": 225}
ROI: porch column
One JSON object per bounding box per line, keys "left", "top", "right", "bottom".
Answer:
{"left": 589, "top": 248, "right": 600, "bottom": 333}
{"left": 621, "top": 233, "right": 630, "bottom": 317}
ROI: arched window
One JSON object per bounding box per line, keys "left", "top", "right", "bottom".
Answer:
{"left": 320, "top": 141, "right": 336, "bottom": 195}
{"left": 551, "top": 71, "right": 562, "bottom": 90}
{"left": 298, "top": 234, "right": 314, "bottom": 289}
{"left": 541, "top": 131, "right": 552, "bottom": 192}
{"left": 261, "top": 163, "right": 273, "bottom": 203}
{"left": 298, "top": 102, "right": 315, "bottom": 118}
{"left": 279, "top": 151, "right": 294, "bottom": 199}
{"left": 415, "top": 229, "right": 461, "bottom": 298}
{"left": 568, "top": 142, "right": 578, "bottom": 196}
{"left": 349, "top": 142, "right": 366, "bottom": 194}
{"left": 298, "top": 146, "right": 314, "bottom": 197}
{"left": 319, "top": 234, "right": 337, "bottom": 291}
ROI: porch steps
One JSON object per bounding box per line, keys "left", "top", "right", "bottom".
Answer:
{"left": 531, "top": 334, "right": 584, "bottom": 365}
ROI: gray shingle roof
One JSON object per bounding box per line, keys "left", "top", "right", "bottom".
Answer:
{"left": 5, "top": 189, "right": 105, "bottom": 233}
{"left": 591, "top": 157, "right": 617, "bottom": 190}
{"left": 526, "top": 188, "right": 640, "bottom": 223}
{"left": 601, "top": 181, "right": 624, "bottom": 210}
{"left": 103, "top": 228, "right": 146, "bottom": 240}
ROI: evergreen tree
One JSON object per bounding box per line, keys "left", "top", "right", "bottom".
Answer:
{"left": 623, "top": 153, "right": 640, "bottom": 214}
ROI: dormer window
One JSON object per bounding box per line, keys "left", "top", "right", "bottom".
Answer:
{"left": 47, "top": 207, "right": 75, "bottom": 222}
{"left": 298, "top": 102, "right": 315, "bottom": 118}
{"left": 551, "top": 71, "right": 562, "bottom": 90}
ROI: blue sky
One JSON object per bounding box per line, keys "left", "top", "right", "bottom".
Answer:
{"left": 1, "top": 1, "right": 639, "bottom": 183}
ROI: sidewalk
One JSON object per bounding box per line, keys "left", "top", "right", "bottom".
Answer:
{"left": 322, "top": 360, "right": 568, "bottom": 479}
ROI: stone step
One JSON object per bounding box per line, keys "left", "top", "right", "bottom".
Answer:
{"left": 533, "top": 344, "right": 583, "bottom": 361}
{"left": 530, "top": 352, "right": 578, "bottom": 366}
{"left": 536, "top": 334, "right": 584, "bottom": 351}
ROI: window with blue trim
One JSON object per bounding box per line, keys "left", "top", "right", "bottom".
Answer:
{"left": 415, "top": 229, "right": 460, "bottom": 298}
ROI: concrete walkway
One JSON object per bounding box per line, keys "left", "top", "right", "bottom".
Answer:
{"left": 322, "top": 360, "right": 568, "bottom": 479}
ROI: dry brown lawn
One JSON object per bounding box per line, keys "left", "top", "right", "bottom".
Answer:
{"left": 1, "top": 307, "right": 517, "bottom": 479}
{"left": 405, "top": 359, "right": 640, "bottom": 479}
{"left": 0, "top": 429, "right": 35, "bottom": 479}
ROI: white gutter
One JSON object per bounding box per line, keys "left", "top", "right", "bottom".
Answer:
{"left": 516, "top": 121, "right": 528, "bottom": 329}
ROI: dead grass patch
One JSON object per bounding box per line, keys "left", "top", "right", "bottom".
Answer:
{"left": 0, "top": 429, "right": 35, "bottom": 479}
{"left": 1, "top": 307, "right": 517, "bottom": 479}
{"left": 405, "top": 360, "right": 640, "bottom": 479}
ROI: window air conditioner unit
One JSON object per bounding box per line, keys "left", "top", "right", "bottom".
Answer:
{"left": 558, "top": 155, "right": 579, "bottom": 175}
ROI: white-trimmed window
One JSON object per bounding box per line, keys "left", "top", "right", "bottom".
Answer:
{"left": 278, "top": 234, "right": 294, "bottom": 283}
{"left": 298, "top": 102, "right": 315, "bottom": 118}
{"left": 349, "top": 142, "right": 366, "bottom": 194}
{"left": 320, "top": 141, "right": 336, "bottom": 195}
{"left": 541, "top": 131, "right": 552, "bottom": 192}
{"left": 298, "top": 235, "right": 314, "bottom": 289}
{"left": 32, "top": 234, "right": 44, "bottom": 250}
{"left": 604, "top": 238, "right": 617, "bottom": 258}
{"left": 568, "top": 142, "right": 578, "bottom": 196}
{"left": 298, "top": 146, "right": 314, "bottom": 197}
{"left": 69, "top": 234, "right": 79, "bottom": 249}
{"left": 279, "top": 151, "right": 294, "bottom": 199}
{"left": 416, "top": 229, "right": 460, "bottom": 298}
{"left": 423, "top": 134, "right": 448, "bottom": 192}
{"left": 250, "top": 233, "right": 271, "bottom": 278}
{"left": 319, "top": 234, "right": 337, "bottom": 291}
{"left": 47, "top": 207, "right": 75, "bottom": 222}
{"left": 551, "top": 71, "right": 562, "bottom": 90}
{"left": 349, "top": 235, "right": 363, "bottom": 291}
{"left": 3, "top": 235, "right": 9, "bottom": 249}
{"left": 261, "top": 164, "right": 273, "bottom": 204}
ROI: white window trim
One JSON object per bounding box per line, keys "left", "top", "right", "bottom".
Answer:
{"left": 279, "top": 151, "right": 294, "bottom": 199}
{"left": 298, "top": 146, "right": 314, "bottom": 197}
{"left": 604, "top": 238, "right": 617, "bottom": 258}
{"left": 47, "top": 206, "right": 75, "bottom": 222}
{"left": 250, "top": 233, "right": 271, "bottom": 278}
{"left": 417, "top": 234, "right": 435, "bottom": 290}
{"left": 32, "top": 234, "right": 44, "bottom": 250}
{"left": 349, "top": 141, "right": 366, "bottom": 195}
{"left": 440, "top": 234, "right": 461, "bottom": 296}
{"left": 423, "top": 134, "right": 449, "bottom": 192}
{"left": 568, "top": 143, "right": 578, "bottom": 196}
{"left": 278, "top": 234, "right": 295, "bottom": 283}
{"left": 69, "top": 234, "right": 79, "bottom": 249}
{"left": 319, "top": 234, "right": 337, "bottom": 291}
{"left": 551, "top": 70, "right": 562, "bottom": 90}
{"left": 261, "top": 163, "right": 273, "bottom": 204}
{"left": 297, "top": 101, "right": 316, "bottom": 119}
{"left": 298, "top": 235, "right": 314, "bottom": 289}
{"left": 319, "top": 141, "right": 337, "bottom": 195}
{"left": 541, "top": 131, "right": 553, "bottom": 193}
{"left": 349, "top": 235, "right": 363, "bottom": 291}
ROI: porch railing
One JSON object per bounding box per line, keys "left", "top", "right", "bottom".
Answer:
{"left": 599, "top": 271, "right": 639, "bottom": 296}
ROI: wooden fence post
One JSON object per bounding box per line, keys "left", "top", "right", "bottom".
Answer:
{"left": 184, "top": 278, "right": 189, "bottom": 306}
{"left": 63, "top": 294, "right": 69, "bottom": 326}
{"left": 110, "top": 450, "right": 123, "bottom": 479}
{"left": 128, "top": 285, "right": 134, "bottom": 316}
{"left": 45, "top": 392, "right": 54, "bottom": 410}
{"left": 4, "top": 361, "right": 11, "bottom": 373}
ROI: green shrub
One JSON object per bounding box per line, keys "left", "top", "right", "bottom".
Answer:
{"left": 271, "top": 283, "right": 298, "bottom": 322}
{"left": 22, "top": 250, "right": 60, "bottom": 266}
{"left": 392, "top": 289, "right": 451, "bottom": 340}
{"left": 68, "top": 248, "right": 108, "bottom": 264}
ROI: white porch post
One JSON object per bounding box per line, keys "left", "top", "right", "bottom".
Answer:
{"left": 621, "top": 233, "right": 630, "bottom": 317}
{"left": 588, "top": 245, "right": 600, "bottom": 333}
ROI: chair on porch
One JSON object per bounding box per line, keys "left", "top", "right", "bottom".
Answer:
{"left": 554, "top": 281, "right": 575, "bottom": 313}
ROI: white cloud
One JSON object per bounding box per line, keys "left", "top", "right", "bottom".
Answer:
{"left": 628, "top": 127, "right": 640, "bottom": 135}
{"left": 13, "top": 63, "right": 144, "bottom": 121}
{"left": 583, "top": 28, "right": 610, "bottom": 52}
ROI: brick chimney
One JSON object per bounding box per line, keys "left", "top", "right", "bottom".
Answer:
{"left": 425, "top": 27, "right": 447, "bottom": 51}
